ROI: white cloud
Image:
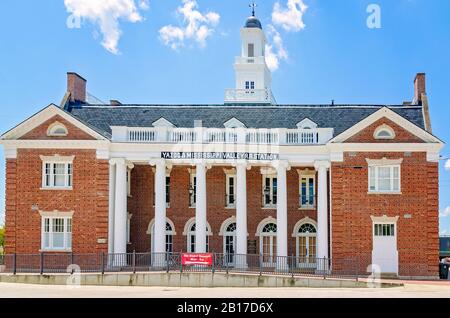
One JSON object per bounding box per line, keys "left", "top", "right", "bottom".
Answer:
{"left": 445, "top": 159, "right": 450, "bottom": 170}
{"left": 441, "top": 229, "right": 448, "bottom": 236}
{"left": 272, "top": 0, "right": 308, "bottom": 32}
{"left": 440, "top": 206, "right": 450, "bottom": 218}
{"left": 64, "top": 0, "right": 149, "bottom": 54}
{"left": 265, "top": 25, "right": 288, "bottom": 72}
{"left": 159, "top": 0, "right": 220, "bottom": 50}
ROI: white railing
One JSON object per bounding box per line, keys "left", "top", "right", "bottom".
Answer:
{"left": 113, "top": 127, "right": 334, "bottom": 145}
{"left": 224, "top": 88, "right": 276, "bottom": 104}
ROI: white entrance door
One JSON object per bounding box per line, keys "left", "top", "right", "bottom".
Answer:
{"left": 259, "top": 222, "right": 277, "bottom": 267}
{"left": 372, "top": 223, "right": 398, "bottom": 274}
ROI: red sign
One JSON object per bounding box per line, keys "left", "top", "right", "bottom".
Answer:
{"left": 181, "top": 253, "right": 213, "bottom": 266}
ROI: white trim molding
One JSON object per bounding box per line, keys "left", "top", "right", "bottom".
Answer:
{"left": 218, "top": 216, "right": 238, "bottom": 236}
{"left": 330, "top": 107, "right": 443, "bottom": 144}
{"left": 146, "top": 217, "right": 177, "bottom": 235}
{"left": 40, "top": 155, "right": 75, "bottom": 163}
{"left": 291, "top": 217, "right": 317, "bottom": 237}
{"left": 370, "top": 215, "right": 399, "bottom": 223}
{"left": 182, "top": 217, "right": 213, "bottom": 236}
{"left": 47, "top": 121, "right": 68, "bottom": 137}
{"left": 255, "top": 216, "right": 276, "bottom": 236}
{"left": 0, "top": 104, "right": 107, "bottom": 141}
{"left": 366, "top": 157, "right": 403, "bottom": 166}
{"left": 39, "top": 210, "right": 74, "bottom": 218}
{"left": 373, "top": 124, "right": 395, "bottom": 140}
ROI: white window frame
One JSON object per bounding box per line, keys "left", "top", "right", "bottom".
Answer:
{"left": 126, "top": 213, "right": 132, "bottom": 244}
{"left": 46, "top": 121, "right": 68, "bottom": 137}
{"left": 299, "top": 171, "right": 315, "bottom": 208}
{"left": 368, "top": 165, "right": 401, "bottom": 193}
{"left": 262, "top": 174, "right": 277, "bottom": 208}
{"left": 40, "top": 156, "right": 74, "bottom": 190}
{"left": 189, "top": 171, "right": 197, "bottom": 208}
{"left": 126, "top": 169, "right": 132, "bottom": 196}
{"left": 225, "top": 174, "right": 236, "bottom": 208}
{"left": 40, "top": 212, "right": 73, "bottom": 252}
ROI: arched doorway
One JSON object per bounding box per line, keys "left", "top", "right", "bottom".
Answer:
{"left": 294, "top": 220, "right": 317, "bottom": 268}
{"left": 183, "top": 218, "right": 212, "bottom": 252}
{"left": 149, "top": 220, "right": 175, "bottom": 254}
{"left": 257, "top": 220, "right": 277, "bottom": 267}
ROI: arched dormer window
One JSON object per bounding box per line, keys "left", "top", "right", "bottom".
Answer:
{"left": 373, "top": 124, "right": 395, "bottom": 140}
{"left": 47, "top": 121, "right": 68, "bottom": 137}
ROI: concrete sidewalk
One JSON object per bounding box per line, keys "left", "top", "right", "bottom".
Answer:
{"left": 0, "top": 282, "right": 449, "bottom": 298}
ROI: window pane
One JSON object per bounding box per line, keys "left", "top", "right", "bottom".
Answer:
{"left": 248, "top": 43, "right": 254, "bottom": 57}
{"left": 53, "top": 233, "right": 64, "bottom": 249}
{"left": 272, "top": 178, "right": 277, "bottom": 204}
{"left": 369, "top": 167, "right": 376, "bottom": 191}
{"left": 45, "top": 163, "right": 51, "bottom": 186}
{"left": 66, "top": 233, "right": 72, "bottom": 249}
{"left": 53, "top": 164, "right": 66, "bottom": 187}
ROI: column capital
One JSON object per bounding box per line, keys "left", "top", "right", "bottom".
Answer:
{"left": 109, "top": 158, "right": 126, "bottom": 166}
{"left": 314, "top": 160, "right": 331, "bottom": 170}
{"left": 271, "top": 160, "right": 291, "bottom": 171}
{"left": 233, "top": 160, "right": 251, "bottom": 170}
{"left": 127, "top": 163, "right": 135, "bottom": 170}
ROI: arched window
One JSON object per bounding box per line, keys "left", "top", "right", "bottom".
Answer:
{"left": 293, "top": 220, "right": 317, "bottom": 268}
{"left": 374, "top": 125, "right": 395, "bottom": 140}
{"left": 183, "top": 218, "right": 212, "bottom": 253}
{"left": 47, "top": 122, "right": 68, "bottom": 137}
{"left": 148, "top": 219, "right": 176, "bottom": 253}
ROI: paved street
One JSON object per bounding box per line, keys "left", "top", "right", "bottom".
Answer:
{"left": 0, "top": 282, "right": 449, "bottom": 298}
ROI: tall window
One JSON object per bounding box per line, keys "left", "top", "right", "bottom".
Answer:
{"left": 259, "top": 222, "right": 277, "bottom": 266}
{"left": 368, "top": 165, "right": 400, "bottom": 193}
{"left": 151, "top": 222, "right": 174, "bottom": 253}
{"left": 248, "top": 43, "right": 254, "bottom": 57}
{"left": 42, "top": 217, "right": 72, "bottom": 251}
{"left": 187, "top": 223, "right": 209, "bottom": 253}
{"left": 43, "top": 162, "right": 72, "bottom": 188}
{"left": 262, "top": 175, "right": 277, "bottom": 207}
{"left": 226, "top": 174, "right": 236, "bottom": 208}
{"left": 245, "top": 81, "right": 255, "bottom": 90}
{"left": 166, "top": 176, "right": 170, "bottom": 205}
{"left": 189, "top": 173, "right": 197, "bottom": 207}
{"left": 300, "top": 176, "right": 315, "bottom": 208}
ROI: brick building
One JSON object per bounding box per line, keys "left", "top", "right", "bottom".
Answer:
{"left": 0, "top": 14, "right": 444, "bottom": 278}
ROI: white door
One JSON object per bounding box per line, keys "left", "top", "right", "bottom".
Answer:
{"left": 372, "top": 223, "right": 398, "bottom": 274}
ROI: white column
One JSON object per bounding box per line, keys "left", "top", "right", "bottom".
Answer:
{"left": 108, "top": 161, "right": 116, "bottom": 254}
{"left": 315, "top": 161, "right": 330, "bottom": 264}
{"left": 236, "top": 161, "right": 248, "bottom": 258}
{"left": 275, "top": 161, "right": 289, "bottom": 265}
{"left": 153, "top": 160, "right": 167, "bottom": 255}
{"left": 195, "top": 163, "right": 207, "bottom": 253}
{"left": 112, "top": 158, "right": 128, "bottom": 255}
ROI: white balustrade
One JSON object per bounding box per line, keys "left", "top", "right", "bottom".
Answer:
{"left": 120, "top": 127, "right": 333, "bottom": 145}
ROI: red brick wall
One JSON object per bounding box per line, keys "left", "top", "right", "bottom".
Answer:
{"left": 331, "top": 152, "right": 439, "bottom": 277}
{"left": 128, "top": 166, "right": 317, "bottom": 255}
{"left": 5, "top": 149, "right": 108, "bottom": 254}
{"left": 344, "top": 117, "right": 424, "bottom": 143}
{"left": 20, "top": 115, "right": 95, "bottom": 140}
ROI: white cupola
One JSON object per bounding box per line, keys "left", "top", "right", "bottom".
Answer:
{"left": 225, "top": 4, "right": 275, "bottom": 104}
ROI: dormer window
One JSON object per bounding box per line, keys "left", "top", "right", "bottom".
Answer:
{"left": 374, "top": 124, "right": 395, "bottom": 140}
{"left": 47, "top": 122, "right": 68, "bottom": 137}
{"left": 297, "top": 118, "right": 318, "bottom": 130}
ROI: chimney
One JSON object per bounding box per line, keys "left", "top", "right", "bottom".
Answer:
{"left": 67, "top": 72, "right": 87, "bottom": 104}
{"left": 413, "top": 73, "right": 426, "bottom": 105}
{"left": 110, "top": 100, "right": 122, "bottom": 106}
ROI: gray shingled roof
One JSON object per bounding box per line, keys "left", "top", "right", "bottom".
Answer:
{"left": 68, "top": 104, "right": 425, "bottom": 139}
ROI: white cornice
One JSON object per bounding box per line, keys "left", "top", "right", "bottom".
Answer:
{"left": 366, "top": 157, "right": 403, "bottom": 166}
{"left": 0, "top": 104, "right": 107, "bottom": 141}
{"left": 329, "top": 107, "right": 443, "bottom": 144}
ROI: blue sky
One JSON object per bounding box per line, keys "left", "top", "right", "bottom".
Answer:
{"left": 0, "top": 0, "right": 449, "bottom": 233}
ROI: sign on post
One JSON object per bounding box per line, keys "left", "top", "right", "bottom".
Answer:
{"left": 181, "top": 253, "right": 213, "bottom": 266}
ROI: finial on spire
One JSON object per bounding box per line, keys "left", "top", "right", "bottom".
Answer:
{"left": 249, "top": 2, "right": 257, "bottom": 17}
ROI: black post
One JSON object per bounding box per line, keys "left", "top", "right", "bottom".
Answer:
{"left": 323, "top": 257, "right": 327, "bottom": 279}
{"left": 290, "top": 255, "right": 294, "bottom": 278}
{"left": 101, "top": 252, "right": 105, "bottom": 275}
{"left": 13, "top": 253, "right": 17, "bottom": 275}
{"left": 166, "top": 252, "right": 169, "bottom": 273}
{"left": 225, "top": 253, "right": 229, "bottom": 275}
{"left": 180, "top": 251, "right": 183, "bottom": 273}
{"left": 133, "top": 250, "right": 136, "bottom": 274}
{"left": 40, "top": 252, "right": 44, "bottom": 275}
{"left": 212, "top": 253, "right": 215, "bottom": 274}
{"left": 259, "top": 254, "right": 262, "bottom": 276}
